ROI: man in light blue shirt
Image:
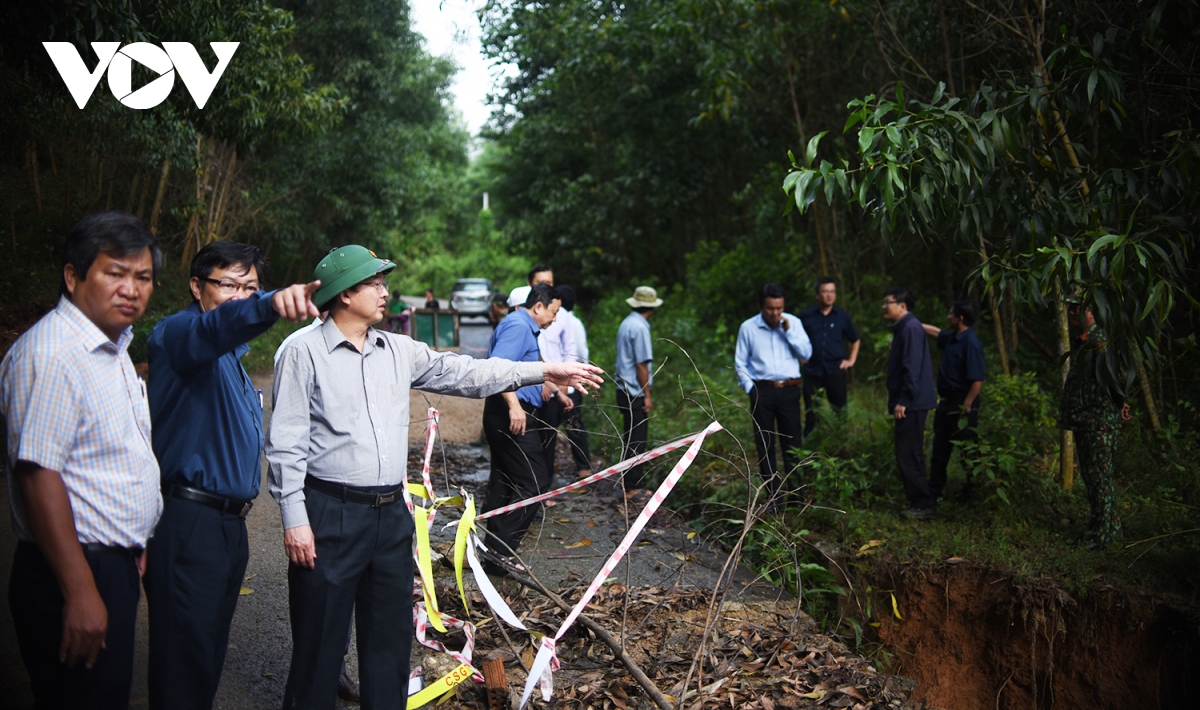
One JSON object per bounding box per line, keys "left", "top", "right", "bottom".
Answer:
{"left": 615, "top": 286, "right": 661, "bottom": 497}
{"left": 734, "top": 284, "right": 812, "bottom": 511}
{"left": 481, "top": 283, "right": 563, "bottom": 570}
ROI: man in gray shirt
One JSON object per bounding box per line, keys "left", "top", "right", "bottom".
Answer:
{"left": 267, "top": 245, "right": 602, "bottom": 710}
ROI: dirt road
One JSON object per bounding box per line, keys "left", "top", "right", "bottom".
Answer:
{"left": 0, "top": 374, "right": 783, "bottom": 709}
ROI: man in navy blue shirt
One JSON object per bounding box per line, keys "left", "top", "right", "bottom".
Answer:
{"left": 922, "top": 301, "right": 986, "bottom": 501}
{"left": 797, "top": 277, "right": 860, "bottom": 436}
{"left": 883, "top": 287, "right": 937, "bottom": 518}
{"left": 481, "top": 283, "right": 561, "bottom": 571}
{"left": 145, "top": 242, "right": 319, "bottom": 710}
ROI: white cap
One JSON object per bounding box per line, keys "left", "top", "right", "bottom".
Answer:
{"left": 507, "top": 285, "right": 531, "bottom": 308}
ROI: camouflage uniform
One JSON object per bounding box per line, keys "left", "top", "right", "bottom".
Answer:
{"left": 1058, "top": 324, "right": 1123, "bottom": 545}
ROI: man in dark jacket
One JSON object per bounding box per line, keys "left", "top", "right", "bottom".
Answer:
{"left": 146, "top": 242, "right": 319, "bottom": 709}
{"left": 882, "top": 288, "right": 937, "bottom": 518}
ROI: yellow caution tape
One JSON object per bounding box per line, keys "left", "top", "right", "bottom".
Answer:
{"left": 413, "top": 506, "right": 447, "bottom": 633}
{"left": 410, "top": 483, "right": 430, "bottom": 499}
{"left": 454, "top": 494, "right": 476, "bottom": 613}
{"left": 405, "top": 663, "right": 475, "bottom": 709}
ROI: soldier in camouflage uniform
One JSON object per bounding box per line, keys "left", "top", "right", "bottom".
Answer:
{"left": 1058, "top": 301, "right": 1132, "bottom": 547}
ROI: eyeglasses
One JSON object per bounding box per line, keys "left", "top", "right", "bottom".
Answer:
{"left": 882, "top": 299, "right": 898, "bottom": 306}
{"left": 356, "top": 280, "right": 389, "bottom": 293}
{"left": 203, "top": 278, "right": 260, "bottom": 295}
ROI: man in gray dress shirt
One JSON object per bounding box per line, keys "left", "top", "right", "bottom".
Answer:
{"left": 267, "top": 245, "right": 602, "bottom": 710}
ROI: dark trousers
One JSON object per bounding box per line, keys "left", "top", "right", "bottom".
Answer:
{"left": 282, "top": 485, "right": 416, "bottom": 710}
{"left": 144, "top": 496, "right": 249, "bottom": 710}
{"left": 9, "top": 541, "right": 140, "bottom": 710}
{"left": 749, "top": 384, "right": 804, "bottom": 496}
{"left": 565, "top": 390, "right": 592, "bottom": 472}
{"left": 537, "top": 396, "right": 564, "bottom": 478}
{"left": 617, "top": 388, "right": 650, "bottom": 490}
{"left": 894, "top": 409, "right": 934, "bottom": 510}
{"left": 1076, "top": 427, "right": 1122, "bottom": 544}
{"left": 482, "top": 395, "right": 552, "bottom": 556}
{"left": 803, "top": 368, "right": 848, "bottom": 435}
{"left": 929, "top": 394, "right": 981, "bottom": 498}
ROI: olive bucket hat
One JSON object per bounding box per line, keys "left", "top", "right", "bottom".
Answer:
{"left": 312, "top": 245, "right": 396, "bottom": 310}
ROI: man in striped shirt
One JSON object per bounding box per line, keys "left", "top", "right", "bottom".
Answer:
{"left": 1, "top": 211, "right": 162, "bottom": 709}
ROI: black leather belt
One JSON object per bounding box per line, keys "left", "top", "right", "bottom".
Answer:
{"left": 304, "top": 475, "right": 402, "bottom": 508}
{"left": 755, "top": 378, "right": 803, "bottom": 388}
{"left": 81, "top": 542, "right": 144, "bottom": 558}
{"left": 170, "top": 485, "right": 254, "bottom": 518}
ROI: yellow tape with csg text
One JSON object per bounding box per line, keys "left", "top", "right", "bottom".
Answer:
{"left": 406, "top": 663, "right": 474, "bottom": 709}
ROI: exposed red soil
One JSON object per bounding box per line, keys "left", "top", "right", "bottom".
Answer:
{"left": 863, "top": 565, "right": 1200, "bottom": 710}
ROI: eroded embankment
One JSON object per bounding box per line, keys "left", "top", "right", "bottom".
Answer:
{"left": 845, "top": 563, "right": 1199, "bottom": 709}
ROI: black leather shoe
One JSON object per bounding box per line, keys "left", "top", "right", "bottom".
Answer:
{"left": 337, "top": 668, "right": 360, "bottom": 702}
{"left": 900, "top": 507, "right": 938, "bottom": 520}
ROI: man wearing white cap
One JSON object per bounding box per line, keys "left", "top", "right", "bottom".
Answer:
{"left": 615, "top": 286, "right": 662, "bottom": 501}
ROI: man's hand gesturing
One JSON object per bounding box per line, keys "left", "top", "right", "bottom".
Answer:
{"left": 272, "top": 281, "right": 322, "bottom": 322}
{"left": 543, "top": 362, "right": 605, "bottom": 394}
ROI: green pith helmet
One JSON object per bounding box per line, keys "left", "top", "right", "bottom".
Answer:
{"left": 312, "top": 245, "right": 396, "bottom": 310}
{"left": 1063, "top": 284, "right": 1084, "bottom": 304}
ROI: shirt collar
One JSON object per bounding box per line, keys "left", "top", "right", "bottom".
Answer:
{"left": 516, "top": 307, "right": 541, "bottom": 336}
{"left": 321, "top": 315, "right": 386, "bottom": 354}
{"left": 891, "top": 312, "right": 915, "bottom": 332}
{"left": 56, "top": 295, "right": 132, "bottom": 354}
{"left": 754, "top": 312, "right": 787, "bottom": 330}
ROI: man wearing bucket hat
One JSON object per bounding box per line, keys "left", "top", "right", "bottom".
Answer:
{"left": 267, "top": 246, "right": 603, "bottom": 710}
{"left": 615, "top": 285, "right": 662, "bottom": 502}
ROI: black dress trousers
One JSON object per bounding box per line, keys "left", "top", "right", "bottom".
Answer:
{"left": 803, "top": 368, "right": 848, "bottom": 435}
{"left": 893, "top": 409, "right": 935, "bottom": 510}
{"left": 481, "top": 395, "right": 552, "bottom": 556}
{"left": 616, "top": 388, "right": 650, "bottom": 490}
{"left": 144, "top": 495, "right": 249, "bottom": 710}
{"left": 749, "top": 383, "right": 804, "bottom": 495}
{"left": 565, "top": 389, "right": 592, "bottom": 472}
{"left": 9, "top": 541, "right": 140, "bottom": 710}
{"left": 929, "top": 394, "right": 981, "bottom": 498}
{"left": 282, "top": 483, "right": 416, "bottom": 710}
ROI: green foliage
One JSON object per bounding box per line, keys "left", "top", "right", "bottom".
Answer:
{"left": 783, "top": 22, "right": 1198, "bottom": 399}
{"left": 957, "top": 375, "right": 1060, "bottom": 509}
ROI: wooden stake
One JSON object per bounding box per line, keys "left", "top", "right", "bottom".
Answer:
{"left": 482, "top": 656, "right": 508, "bottom": 710}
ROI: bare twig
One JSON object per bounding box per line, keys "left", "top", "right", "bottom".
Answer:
{"left": 505, "top": 566, "right": 675, "bottom": 710}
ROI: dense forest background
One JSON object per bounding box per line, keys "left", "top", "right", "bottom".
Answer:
{"left": 1, "top": 0, "right": 1198, "bottom": 612}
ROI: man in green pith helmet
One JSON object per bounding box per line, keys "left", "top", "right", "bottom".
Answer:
{"left": 1058, "top": 288, "right": 1132, "bottom": 548}
{"left": 267, "top": 245, "right": 604, "bottom": 710}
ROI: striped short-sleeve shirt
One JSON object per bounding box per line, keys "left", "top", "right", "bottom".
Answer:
{"left": 1, "top": 297, "right": 161, "bottom": 547}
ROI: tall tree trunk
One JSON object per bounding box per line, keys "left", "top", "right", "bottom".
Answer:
{"left": 149, "top": 157, "right": 171, "bottom": 235}
{"left": 125, "top": 172, "right": 141, "bottom": 214}
{"left": 1134, "top": 356, "right": 1161, "bottom": 431}
{"left": 1055, "top": 284, "right": 1075, "bottom": 489}
{"left": 977, "top": 233, "right": 1010, "bottom": 375}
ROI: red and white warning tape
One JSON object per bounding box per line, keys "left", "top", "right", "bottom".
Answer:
{"left": 468, "top": 426, "right": 719, "bottom": 522}
{"left": 517, "top": 421, "right": 724, "bottom": 707}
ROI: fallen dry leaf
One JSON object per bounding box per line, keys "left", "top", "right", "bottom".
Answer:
{"left": 565, "top": 538, "right": 593, "bottom": 549}
{"left": 239, "top": 586, "right": 253, "bottom": 596}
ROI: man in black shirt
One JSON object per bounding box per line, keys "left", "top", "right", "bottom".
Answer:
{"left": 797, "top": 277, "right": 860, "bottom": 436}
{"left": 922, "top": 301, "right": 986, "bottom": 500}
